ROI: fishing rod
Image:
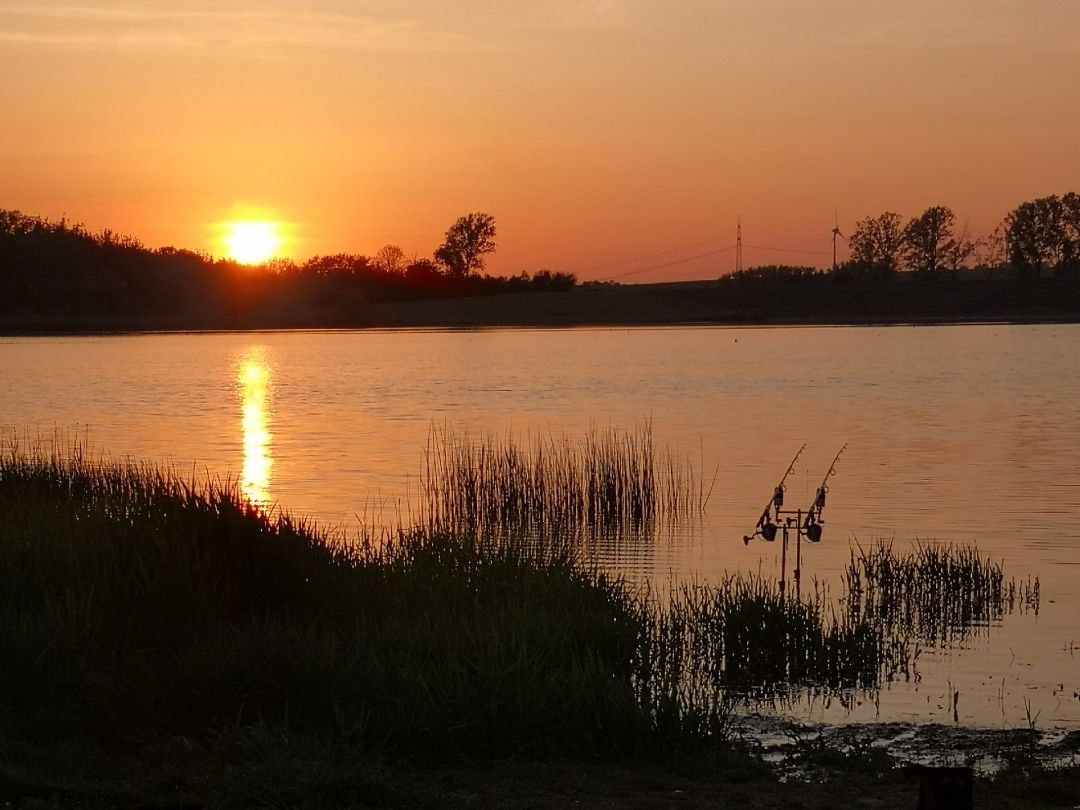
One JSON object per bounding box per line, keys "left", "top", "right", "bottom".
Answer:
{"left": 742, "top": 442, "right": 847, "bottom": 597}
{"left": 743, "top": 443, "right": 805, "bottom": 545}
{"left": 802, "top": 443, "right": 847, "bottom": 543}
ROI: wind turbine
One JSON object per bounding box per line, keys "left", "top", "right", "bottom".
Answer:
{"left": 831, "top": 210, "right": 845, "bottom": 271}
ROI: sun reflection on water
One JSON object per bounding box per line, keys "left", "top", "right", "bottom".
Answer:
{"left": 239, "top": 356, "right": 272, "bottom": 506}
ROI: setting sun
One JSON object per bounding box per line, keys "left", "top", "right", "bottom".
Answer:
{"left": 222, "top": 221, "right": 283, "bottom": 265}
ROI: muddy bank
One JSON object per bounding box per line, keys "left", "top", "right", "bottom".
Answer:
{"left": 737, "top": 716, "right": 1080, "bottom": 777}
{"left": 4, "top": 727, "right": 1076, "bottom": 809}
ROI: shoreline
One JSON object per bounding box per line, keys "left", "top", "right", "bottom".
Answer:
{"left": 5, "top": 315, "right": 1080, "bottom": 339}
{"left": 4, "top": 277, "right": 1080, "bottom": 336}
{"left": 4, "top": 317, "right": 1079, "bottom": 339}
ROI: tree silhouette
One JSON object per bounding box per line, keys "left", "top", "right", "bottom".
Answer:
{"left": 0, "top": 208, "right": 576, "bottom": 331}
{"left": 903, "top": 206, "right": 956, "bottom": 276}
{"left": 1061, "top": 192, "right": 1080, "bottom": 276}
{"left": 977, "top": 224, "right": 1007, "bottom": 271}
{"left": 849, "top": 212, "right": 905, "bottom": 276}
{"left": 1005, "top": 196, "right": 1066, "bottom": 278}
{"left": 373, "top": 244, "right": 407, "bottom": 275}
{"left": 943, "top": 222, "right": 978, "bottom": 274}
{"left": 434, "top": 212, "right": 497, "bottom": 278}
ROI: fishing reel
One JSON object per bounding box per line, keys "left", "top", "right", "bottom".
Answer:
{"left": 744, "top": 507, "right": 780, "bottom": 544}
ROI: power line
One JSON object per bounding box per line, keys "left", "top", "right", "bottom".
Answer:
{"left": 598, "top": 244, "right": 737, "bottom": 281}
{"left": 584, "top": 230, "right": 839, "bottom": 283}
{"left": 742, "top": 231, "right": 832, "bottom": 244}
{"left": 742, "top": 243, "right": 834, "bottom": 257}
{"left": 578, "top": 234, "right": 735, "bottom": 275}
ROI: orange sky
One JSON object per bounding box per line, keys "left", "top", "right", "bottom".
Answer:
{"left": 3, "top": 1, "right": 1079, "bottom": 281}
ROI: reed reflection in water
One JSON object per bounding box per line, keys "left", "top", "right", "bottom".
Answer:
{"left": 238, "top": 353, "right": 272, "bottom": 506}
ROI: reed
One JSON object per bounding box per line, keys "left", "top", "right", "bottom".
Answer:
{"left": 0, "top": 440, "right": 1039, "bottom": 763}
{"left": 0, "top": 441, "right": 649, "bottom": 756}
{"left": 636, "top": 576, "right": 896, "bottom": 720}
{"left": 843, "top": 540, "right": 1040, "bottom": 646}
{"left": 0, "top": 441, "right": 876, "bottom": 755}
{"left": 420, "top": 421, "right": 713, "bottom": 544}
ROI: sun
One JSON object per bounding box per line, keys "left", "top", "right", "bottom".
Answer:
{"left": 222, "top": 221, "right": 283, "bottom": 265}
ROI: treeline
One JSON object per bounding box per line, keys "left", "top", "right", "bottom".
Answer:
{"left": 724, "top": 191, "right": 1080, "bottom": 283}
{"left": 0, "top": 210, "right": 575, "bottom": 331}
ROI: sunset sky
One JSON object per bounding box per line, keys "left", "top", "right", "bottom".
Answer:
{"left": 3, "top": 1, "right": 1079, "bottom": 280}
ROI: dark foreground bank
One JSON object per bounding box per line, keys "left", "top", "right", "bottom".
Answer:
{"left": 3, "top": 720, "right": 1078, "bottom": 808}
{"left": 0, "top": 447, "right": 1076, "bottom": 807}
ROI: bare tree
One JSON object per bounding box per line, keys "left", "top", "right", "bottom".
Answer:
{"left": 977, "top": 223, "right": 1007, "bottom": 271}
{"left": 943, "top": 221, "right": 978, "bottom": 275}
{"left": 373, "top": 244, "right": 407, "bottom": 275}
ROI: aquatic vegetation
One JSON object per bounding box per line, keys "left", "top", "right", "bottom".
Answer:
{"left": 420, "top": 421, "right": 714, "bottom": 542}
{"left": 0, "top": 442, "right": 865, "bottom": 755}
{"left": 0, "top": 442, "right": 648, "bottom": 756}
{"left": 0, "top": 441, "right": 1042, "bottom": 763}
{"left": 844, "top": 540, "right": 1040, "bottom": 646}
{"left": 638, "top": 576, "right": 910, "bottom": 721}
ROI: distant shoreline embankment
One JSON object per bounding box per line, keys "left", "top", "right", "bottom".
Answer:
{"left": 371, "top": 277, "right": 1080, "bottom": 329}
{"left": 3, "top": 277, "right": 1080, "bottom": 335}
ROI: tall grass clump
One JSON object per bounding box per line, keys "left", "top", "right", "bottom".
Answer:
{"left": 0, "top": 442, "right": 650, "bottom": 757}
{"left": 844, "top": 540, "right": 1040, "bottom": 646}
{"left": 637, "top": 577, "right": 894, "bottom": 721}
{"left": 420, "top": 422, "right": 714, "bottom": 543}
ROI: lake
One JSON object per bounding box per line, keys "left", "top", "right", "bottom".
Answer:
{"left": 3, "top": 324, "right": 1079, "bottom": 730}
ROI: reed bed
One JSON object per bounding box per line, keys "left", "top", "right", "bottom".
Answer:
{"left": 420, "top": 422, "right": 714, "bottom": 544}
{"left": 0, "top": 440, "right": 1040, "bottom": 764}
{"left": 2, "top": 442, "right": 735, "bottom": 756}
{"left": 0, "top": 443, "right": 871, "bottom": 756}
{"left": 638, "top": 577, "right": 898, "bottom": 718}
{"left": 844, "top": 540, "right": 1040, "bottom": 646}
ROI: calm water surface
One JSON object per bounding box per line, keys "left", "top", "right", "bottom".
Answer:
{"left": 3, "top": 325, "right": 1079, "bottom": 729}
